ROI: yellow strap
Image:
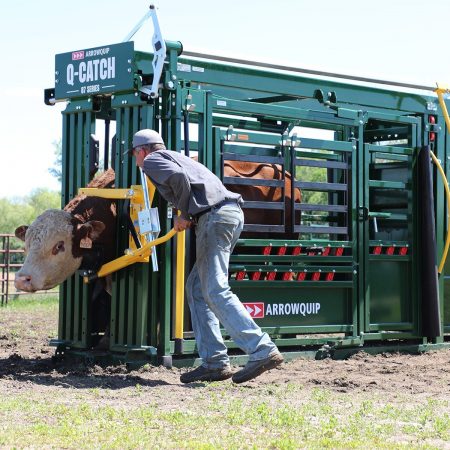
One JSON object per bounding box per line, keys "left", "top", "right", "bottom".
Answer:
{"left": 435, "top": 84, "right": 450, "bottom": 135}
{"left": 429, "top": 151, "right": 450, "bottom": 274}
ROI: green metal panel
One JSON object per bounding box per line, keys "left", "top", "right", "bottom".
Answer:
{"left": 58, "top": 105, "right": 97, "bottom": 348}
{"left": 53, "top": 39, "right": 450, "bottom": 365}
{"left": 368, "top": 260, "right": 413, "bottom": 328}
{"left": 362, "top": 116, "right": 419, "bottom": 335}
{"left": 231, "top": 284, "right": 353, "bottom": 329}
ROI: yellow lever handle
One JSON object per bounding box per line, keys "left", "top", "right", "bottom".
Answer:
{"left": 83, "top": 228, "right": 177, "bottom": 281}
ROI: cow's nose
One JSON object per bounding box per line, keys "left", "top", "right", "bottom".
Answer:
{"left": 14, "top": 274, "right": 34, "bottom": 292}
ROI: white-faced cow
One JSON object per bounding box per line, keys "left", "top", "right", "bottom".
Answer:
{"left": 14, "top": 169, "right": 116, "bottom": 347}
{"left": 14, "top": 169, "right": 116, "bottom": 293}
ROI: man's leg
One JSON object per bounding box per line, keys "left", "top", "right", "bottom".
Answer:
{"left": 196, "top": 205, "right": 278, "bottom": 362}
{"left": 180, "top": 258, "right": 233, "bottom": 383}
{"left": 185, "top": 264, "right": 229, "bottom": 369}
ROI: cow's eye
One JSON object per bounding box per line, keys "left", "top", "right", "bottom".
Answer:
{"left": 52, "top": 241, "right": 65, "bottom": 255}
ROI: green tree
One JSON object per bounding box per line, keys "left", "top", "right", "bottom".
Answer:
{"left": 0, "top": 189, "right": 60, "bottom": 235}
{"left": 48, "top": 139, "right": 62, "bottom": 182}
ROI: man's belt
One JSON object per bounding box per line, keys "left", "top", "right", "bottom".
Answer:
{"left": 194, "top": 199, "right": 241, "bottom": 220}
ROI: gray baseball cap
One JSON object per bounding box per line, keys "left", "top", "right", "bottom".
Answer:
{"left": 124, "top": 129, "right": 165, "bottom": 155}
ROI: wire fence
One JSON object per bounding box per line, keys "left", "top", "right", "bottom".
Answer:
{"left": 0, "top": 234, "right": 58, "bottom": 306}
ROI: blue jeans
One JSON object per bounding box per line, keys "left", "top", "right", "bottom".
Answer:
{"left": 186, "top": 203, "right": 277, "bottom": 369}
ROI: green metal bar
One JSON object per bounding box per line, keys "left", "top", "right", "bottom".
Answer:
{"left": 299, "top": 137, "right": 354, "bottom": 152}
{"left": 229, "top": 280, "right": 354, "bottom": 288}
{"left": 127, "top": 267, "right": 136, "bottom": 345}
{"left": 169, "top": 54, "right": 437, "bottom": 114}
{"left": 368, "top": 255, "right": 412, "bottom": 262}
{"left": 222, "top": 132, "right": 282, "bottom": 147}
{"left": 368, "top": 180, "right": 407, "bottom": 189}
{"left": 81, "top": 283, "right": 89, "bottom": 347}
{"left": 436, "top": 115, "right": 446, "bottom": 338}
{"left": 295, "top": 151, "right": 340, "bottom": 161}
{"left": 230, "top": 255, "right": 353, "bottom": 263}
{"left": 157, "top": 89, "right": 174, "bottom": 359}
{"left": 229, "top": 265, "right": 353, "bottom": 272}
{"left": 368, "top": 323, "right": 414, "bottom": 331}
{"left": 359, "top": 125, "right": 367, "bottom": 335}
{"left": 212, "top": 95, "right": 356, "bottom": 126}
{"left": 76, "top": 112, "right": 83, "bottom": 189}
{"left": 68, "top": 113, "right": 76, "bottom": 200}
{"left": 366, "top": 144, "right": 414, "bottom": 155}
{"left": 236, "top": 239, "right": 352, "bottom": 246}
{"left": 262, "top": 325, "right": 354, "bottom": 334}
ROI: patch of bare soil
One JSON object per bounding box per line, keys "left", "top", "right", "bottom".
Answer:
{"left": 2, "top": 304, "right": 450, "bottom": 410}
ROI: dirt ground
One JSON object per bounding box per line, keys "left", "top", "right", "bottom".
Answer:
{"left": 2, "top": 303, "right": 450, "bottom": 409}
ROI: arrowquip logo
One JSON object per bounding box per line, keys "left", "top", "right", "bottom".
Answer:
{"left": 266, "top": 302, "right": 321, "bottom": 317}
{"left": 243, "top": 302, "right": 321, "bottom": 318}
{"left": 72, "top": 51, "right": 85, "bottom": 61}
{"left": 243, "top": 303, "right": 265, "bottom": 318}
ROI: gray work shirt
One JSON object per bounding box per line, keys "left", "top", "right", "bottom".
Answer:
{"left": 143, "top": 150, "right": 242, "bottom": 220}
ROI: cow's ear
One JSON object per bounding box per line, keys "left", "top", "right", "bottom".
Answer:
{"left": 86, "top": 221, "right": 105, "bottom": 240}
{"left": 77, "top": 221, "right": 105, "bottom": 241}
{"left": 15, "top": 225, "right": 28, "bottom": 241}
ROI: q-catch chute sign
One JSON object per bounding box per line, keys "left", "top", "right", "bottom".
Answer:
{"left": 55, "top": 42, "right": 135, "bottom": 100}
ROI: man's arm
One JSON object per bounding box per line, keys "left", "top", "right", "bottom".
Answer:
{"left": 144, "top": 154, "right": 192, "bottom": 220}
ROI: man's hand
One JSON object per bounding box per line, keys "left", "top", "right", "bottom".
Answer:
{"left": 174, "top": 216, "right": 192, "bottom": 232}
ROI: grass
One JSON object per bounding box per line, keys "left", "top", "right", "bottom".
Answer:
{"left": 1, "top": 292, "right": 58, "bottom": 310}
{"left": 1, "top": 389, "right": 449, "bottom": 449}
{"left": 2, "top": 297, "right": 450, "bottom": 449}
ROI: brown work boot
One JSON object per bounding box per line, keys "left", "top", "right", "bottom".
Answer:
{"left": 232, "top": 351, "right": 284, "bottom": 384}
{"left": 180, "top": 365, "right": 233, "bottom": 383}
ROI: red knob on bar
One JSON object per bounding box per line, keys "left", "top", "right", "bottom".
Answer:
{"left": 429, "top": 115, "right": 436, "bottom": 142}
{"left": 373, "top": 246, "right": 382, "bottom": 255}
{"left": 297, "top": 272, "right": 307, "bottom": 281}
{"left": 266, "top": 272, "right": 277, "bottom": 281}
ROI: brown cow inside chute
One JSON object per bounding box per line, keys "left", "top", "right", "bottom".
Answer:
{"left": 224, "top": 160, "right": 301, "bottom": 238}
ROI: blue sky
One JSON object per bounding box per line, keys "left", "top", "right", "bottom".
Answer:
{"left": 1, "top": 0, "right": 449, "bottom": 198}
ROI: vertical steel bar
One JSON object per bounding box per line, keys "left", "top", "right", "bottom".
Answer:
{"left": 1, "top": 236, "right": 4, "bottom": 306}
{"left": 5, "top": 236, "right": 9, "bottom": 305}
{"left": 110, "top": 107, "right": 122, "bottom": 348}
{"left": 157, "top": 89, "right": 173, "bottom": 358}
{"left": 350, "top": 132, "right": 358, "bottom": 338}
{"left": 59, "top": 113, "right": 69, "bottom": 340}
{"left": 66, "top": 112, "right": 76, "bottom": 341}
{"left": 359, "top": 128, "right": 367, "bottom": 335}
{"left": 104, "top": 119, "right": 110, "bottom": 171}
